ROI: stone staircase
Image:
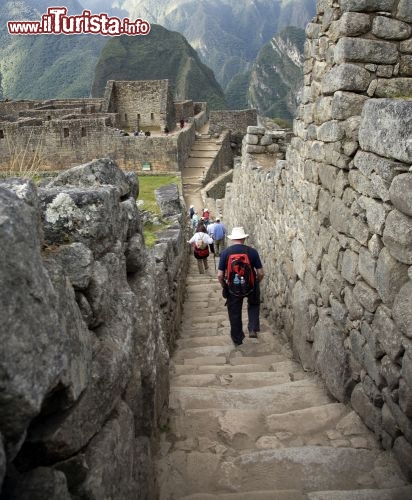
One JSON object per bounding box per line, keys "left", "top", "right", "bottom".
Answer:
{"left": 155, "top": 261, "right": 412, "bottom": 499}
{"left": 182, "top": 132, "right": 220, "bottom": 212}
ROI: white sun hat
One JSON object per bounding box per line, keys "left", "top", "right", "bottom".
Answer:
{"left": 228, "top": 227, "right": 249, "bottom": 240}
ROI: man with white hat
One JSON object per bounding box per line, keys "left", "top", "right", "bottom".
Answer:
{"left": 217, "top": 227, "right": 264, "bottom": 346}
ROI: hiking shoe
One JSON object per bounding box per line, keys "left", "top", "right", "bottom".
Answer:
{"left": 249, "top": 331, "right": 258, "bottom": 338}
{"left": 231, "top": 332, "right": 245, "bottom": 346}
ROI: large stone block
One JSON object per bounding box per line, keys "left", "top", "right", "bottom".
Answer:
{"left": 383, "top": 388, "right": 412, "bottom": 442}
{"left": 359, "top": 99, "right": 412, "bottom": 164}
{"left": 375, "top": 78, "right": 412, "bottom": 99}
{"left": 332, "top": 12, "right": 371, "bottom": 38}
{"left": 399, "top": 379, "right": 412, "bottom": 418}
{"left": 4, "top": 467, "right": 71, "bottom": 500}
{"left": 0, "top": 188, "right": 65, "bottom": 440}
{"left": 48, "top": 158, "right": 132, "bottom": 198}
{"left": 390, "top": 173, "right": 412, "bottom": 217}
{"left": 322, "top": 64, "right": 370, "bottom": 94}
{"left": 335, "top": 37, "right": 398, "bottom": 64}
{"left": 73, "top": 401, "right": 139, "bottom": 499}
{"left": 358, "top": 247, "right": 376, "bottom": 289}
{"left": 353, "top": 280, "right": 381, "bottom": 312}
{"left": 50, "top": 242, "right": 94, "bottom": 290}
{"left": 372, "top": 16, "right": 411, "bottom": 40}
{"left": 291, "top": 281, "right": 316, "bottom": 371}
{"left": 400, "top": 55, "right": 412, "bottom": 77}
{"left": 331, "top": 91, "right": 368, "bottom": 120}
{"left": 313, "top": 316, "right": 351, "bottom": 402}
{"left": 344, "top": 286, "right": 364, "bottom": 319}
{"left": 341, "top": 249, "right": 359, "bottom": 285}
{"left": 340, "top": 0, "right": 394, "bottom": 12}
{"left": 42, "top": 258, "right": 92, "bottom": 406}
{"left": 26, "top": 288, "right": 137, "bottom": 461}
{"left": 396, "top": 0, "right": 412, "bottom": 23}
{"left": 353, "top": 150, "right": 400, "bottom": 185}
{"left": 380, "top": 355, "right": 401, "bottom": 391}
{"left": 373, "top": 305, "right": 404, "bottom": 363}
{"left": 39, "top": 186, "right": 123, "bottom": 258}
{"left": 351, "top": 383, "right": 382, "bottom": 436}
{"left": 330, "top": 198, "right": 350, "bottom": 233}
{"left": 358, "top": 196, "right": 388, "bottom": 235}
{"left": 394, "top": 437, "right": 412, "bottom": 481}
{"left": 393, "top": 281, "right": 412, "bottom": 339}
{"left": 383, "top": 209, "right": 412, "bottom": 264}
{"left": 316, "top": 120, "right": 345, "bottom": 142}
{"left": 375, "top": 247, "right": 409, "bottom": 306}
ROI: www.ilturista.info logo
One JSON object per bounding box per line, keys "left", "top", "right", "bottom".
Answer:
{"left": 7, "top": 7, "right": 151, "bottom": 36}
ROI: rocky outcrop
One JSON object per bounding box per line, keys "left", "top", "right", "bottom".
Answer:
{"left": 0, "top": 158, "right": 188, "bottom": 498}
{"left": 224, "top": 0, "right": 412, "bottom": 479}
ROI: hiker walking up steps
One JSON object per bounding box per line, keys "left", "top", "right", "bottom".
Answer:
{"left": 217, "top": 226, "right": 264, "bottom": 346}
{"left": 188, "top": 223, "right": 213, "bottom": 274}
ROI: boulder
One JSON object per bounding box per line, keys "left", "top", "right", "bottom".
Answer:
{"left": 48, "top": 158, "right": 131, "bottom": 198}
{"left": 0, "top": 188, "right": 64, "bottom": 440}
{"left": 359, "top": 99, "right": 412, "bottom": 164}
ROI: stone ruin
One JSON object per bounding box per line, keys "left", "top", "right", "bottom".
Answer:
{"left": 223, "top": 0, "right": 412, "bottom": 480}
{"left": 0, "top": 158, "right": 188, "bottom": 498}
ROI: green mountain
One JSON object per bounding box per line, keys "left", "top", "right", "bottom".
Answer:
{"left": 91, "top": 24, "right": 227, "bottom": 109}
{"left": 248, "top": 26, "right": 305, "bottom": 122}
{"left": 0, "top": 0, "right": 106, "bottom": 99}
{"left": 117, "top": 0, "right": 316, "bottom": 91}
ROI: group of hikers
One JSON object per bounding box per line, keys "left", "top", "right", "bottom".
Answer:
{"left": 187, "top": 204, "right": 265, "bottom": 347}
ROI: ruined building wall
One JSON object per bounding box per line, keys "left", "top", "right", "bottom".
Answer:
{"left": 209, "top": 109, "right": 258, "bottom": 139}
{"left": 0, "top": 117, "right": 197, "bottom": 173}
{"left": 224, "top": 0, "right": 412, "bottom": 478}
{"left": 104, "top": 80, "right": 175, "bottom": 131}
{"left": 0, "top": 158, "right": 189, "bottom": 499}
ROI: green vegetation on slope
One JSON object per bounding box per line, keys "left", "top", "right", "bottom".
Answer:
{"left": 0, "top": 0, "right": 105, "bottom": 99}
{"left": 91, "top": 24, "right": 227, "bottom": 110}
{"left": 248, "top": 26, "right": 305, "bottom": 121}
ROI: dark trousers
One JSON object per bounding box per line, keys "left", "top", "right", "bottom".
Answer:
{"left": 226, "top": 284, "right": 260, "bottom": 345}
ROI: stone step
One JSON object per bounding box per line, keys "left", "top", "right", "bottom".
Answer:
{"left": 172, "top": 345, "right": 233, "bottom": 361}
{"left": 167, "top": 404, "right": 368, "bottom": 451}
{"left": 169, "top": 379, "right": 333, "bottom": 412}
{"left": 171, "top": 370, "right": 298, "bottom": 389}
{"left": 171, "top": 363, "right": 276, "bottom": 376}
{"left": 186, "top": 158, "right": 210, "bottom": 168}
{"left": 180, "top": 491, "right": 305, "bottom": 500}
{"left": 307, "top": 486, "right": 412, "bottom": 499}
{"left": 189, "top": 151, "right": 218, "bottom": 158}
{"left": 157, "top": 447, "right": 407, "bottom": 499}
{"left": 177, "top": 335, "right": 232, "bottom": 348}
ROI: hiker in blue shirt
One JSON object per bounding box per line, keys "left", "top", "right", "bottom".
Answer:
{"left": 212, "top": 218, "right": 226, "bottom": 257}
{"left": 217, "top": 227, "right": 264, "bottom": 346}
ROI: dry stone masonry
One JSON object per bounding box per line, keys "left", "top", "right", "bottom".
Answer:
{"left": 243, "top": 125, "right": 294, "bottom": 158}
{"left": 0, "top": 159, "right": 189, "bottom": 498}
{"left": 224, "top": 0, "right": 412, "bottom": 480}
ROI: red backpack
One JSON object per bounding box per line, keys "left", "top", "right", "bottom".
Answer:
{"left": 226, "top": 247, "right": 255, "bottom": 297}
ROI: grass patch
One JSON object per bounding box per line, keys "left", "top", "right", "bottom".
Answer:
{"left": 138, "top": 174, "right": 180, "bottom": 214}
{"left": 138, "top": 174, "right": 181, "bottom": 247}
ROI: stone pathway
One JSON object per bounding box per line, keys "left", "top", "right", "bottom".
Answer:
{"left": 181, "top": 124, "right": 219, "bottom": 215}
{"left": 155, "top": 260, "right": 412, "bottom": 499}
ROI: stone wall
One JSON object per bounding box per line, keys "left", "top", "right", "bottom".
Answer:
{"left": 0, "top": 158, "right": 189, "bottom": 499}
{"left": 103, "top": 80, "right": 175, "bottom": 132}
{"left": 203, "top": 131, "right": 233, "bottom": 185}
{"left": 174, "top": 100, "right": 195, "bottom": 121}
{"left": 0, "top": 118, "right": 197, "bottom": 173}
{"left": 243, "top": 126, "right": 294, "bottom": 158}
{"left": 224, "top": 0, "right": 412, "bottom": 479}
{"left": 209, "top": 109, "right": 258, "bottom": 141}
